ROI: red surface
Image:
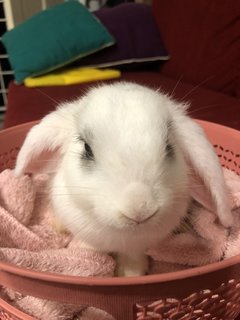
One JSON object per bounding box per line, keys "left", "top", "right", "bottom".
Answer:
{"left": 152, "top": 0, "right": 240, "bottom": 96}
{"left": 5, "top": 72, "right": 240, "bottom": 130}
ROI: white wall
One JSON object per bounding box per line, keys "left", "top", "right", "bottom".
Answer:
{"left": 3, "top": 0, "right": 62, "bottom": 29}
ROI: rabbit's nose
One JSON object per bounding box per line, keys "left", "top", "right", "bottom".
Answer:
{"left": 121, "top": 182, "right": 158, "bottom": 223}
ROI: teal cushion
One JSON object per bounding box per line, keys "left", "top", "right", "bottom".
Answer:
{"left": 2, "top": 1, "right": 115, "bottom": 84}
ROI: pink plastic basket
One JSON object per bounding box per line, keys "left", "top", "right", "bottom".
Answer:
{"left": 0, "top": 120, "right": 240, "bottom": 320}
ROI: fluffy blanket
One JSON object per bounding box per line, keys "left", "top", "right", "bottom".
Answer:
{"left": 0, "top": 169, "right": 240, "bottom": 319}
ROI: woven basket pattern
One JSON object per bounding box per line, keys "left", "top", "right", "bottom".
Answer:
{"left": 135, "top": 279, "right": 240, "bottom": 320}
{"left": 214, "top": 144, "right": 240, "bottom": 174}
{"left": 0, "top": 310, "right": 20, "bottom": 320}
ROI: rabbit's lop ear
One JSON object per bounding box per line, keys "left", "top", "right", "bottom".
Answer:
{"left": 171, "top": 104, "right": 233, "bottom": 227}
{"left": 15, "top": 103, "right": 78, "bottom": 176}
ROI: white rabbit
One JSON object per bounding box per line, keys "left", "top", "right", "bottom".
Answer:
{"left": 15, "top": 82, "right": 232, "bottom": 276}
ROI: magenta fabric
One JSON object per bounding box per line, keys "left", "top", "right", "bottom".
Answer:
{"left": 71, "top": 3, "right": 169, "bottom": 69}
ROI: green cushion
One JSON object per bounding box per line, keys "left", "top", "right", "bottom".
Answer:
{"left": 2, "top": 1, "right": 115, "bottom": 84}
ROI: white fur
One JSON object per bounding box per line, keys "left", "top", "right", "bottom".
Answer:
{"left": 15, "top": 82, "right": 232, "bottom": 276}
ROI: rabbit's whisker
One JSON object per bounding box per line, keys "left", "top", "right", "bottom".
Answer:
{"left": 187, "top": 104, "right": 220, "bottom": 116}
{"left": 180, "top": 75, "right": 215, "bottom": 101}
{"left": 170, "top": 74, "right": 184, "bottom": 97}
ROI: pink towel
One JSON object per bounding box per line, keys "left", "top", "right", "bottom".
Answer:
{"left": 0, "top": 170, "right": 115, "bottom": 319}
{"left": 148, "top": 169, "right": 240, "bottom": 273}
{"left": 0, "top": 168, "right": 240, "bottom": 319}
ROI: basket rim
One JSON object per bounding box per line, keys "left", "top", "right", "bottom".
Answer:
{"left": 0, "top": 119, "right": 239, "bottom": 286}
{"left": 0, "top": 297, "right": 35, "bottom": 320}
{"left": 0, "top": 254, "right": 240, "bottom": 286}
{"left": 196, "top": 119, "right": 240, "bottom": 138}
{"left": 1, "top": 120, "right": 40, "bottom": 133}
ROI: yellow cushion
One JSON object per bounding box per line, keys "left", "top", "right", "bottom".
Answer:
{"left": 24, "top": 67, "right": 121, "bottom": 87}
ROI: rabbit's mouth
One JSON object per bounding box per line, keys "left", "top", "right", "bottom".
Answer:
{"left": 120, "top": 209, "right": 159, "bottom": 226}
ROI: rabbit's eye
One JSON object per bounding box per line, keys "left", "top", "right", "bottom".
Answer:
{"left": 166, "top": 143, "right": 174, "bottom": 158}
{"left": 166, "top": 121, "right": 175, "bottom": 158}
{"left": 84, "top": 142, "right": 94, "bottom": 160}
